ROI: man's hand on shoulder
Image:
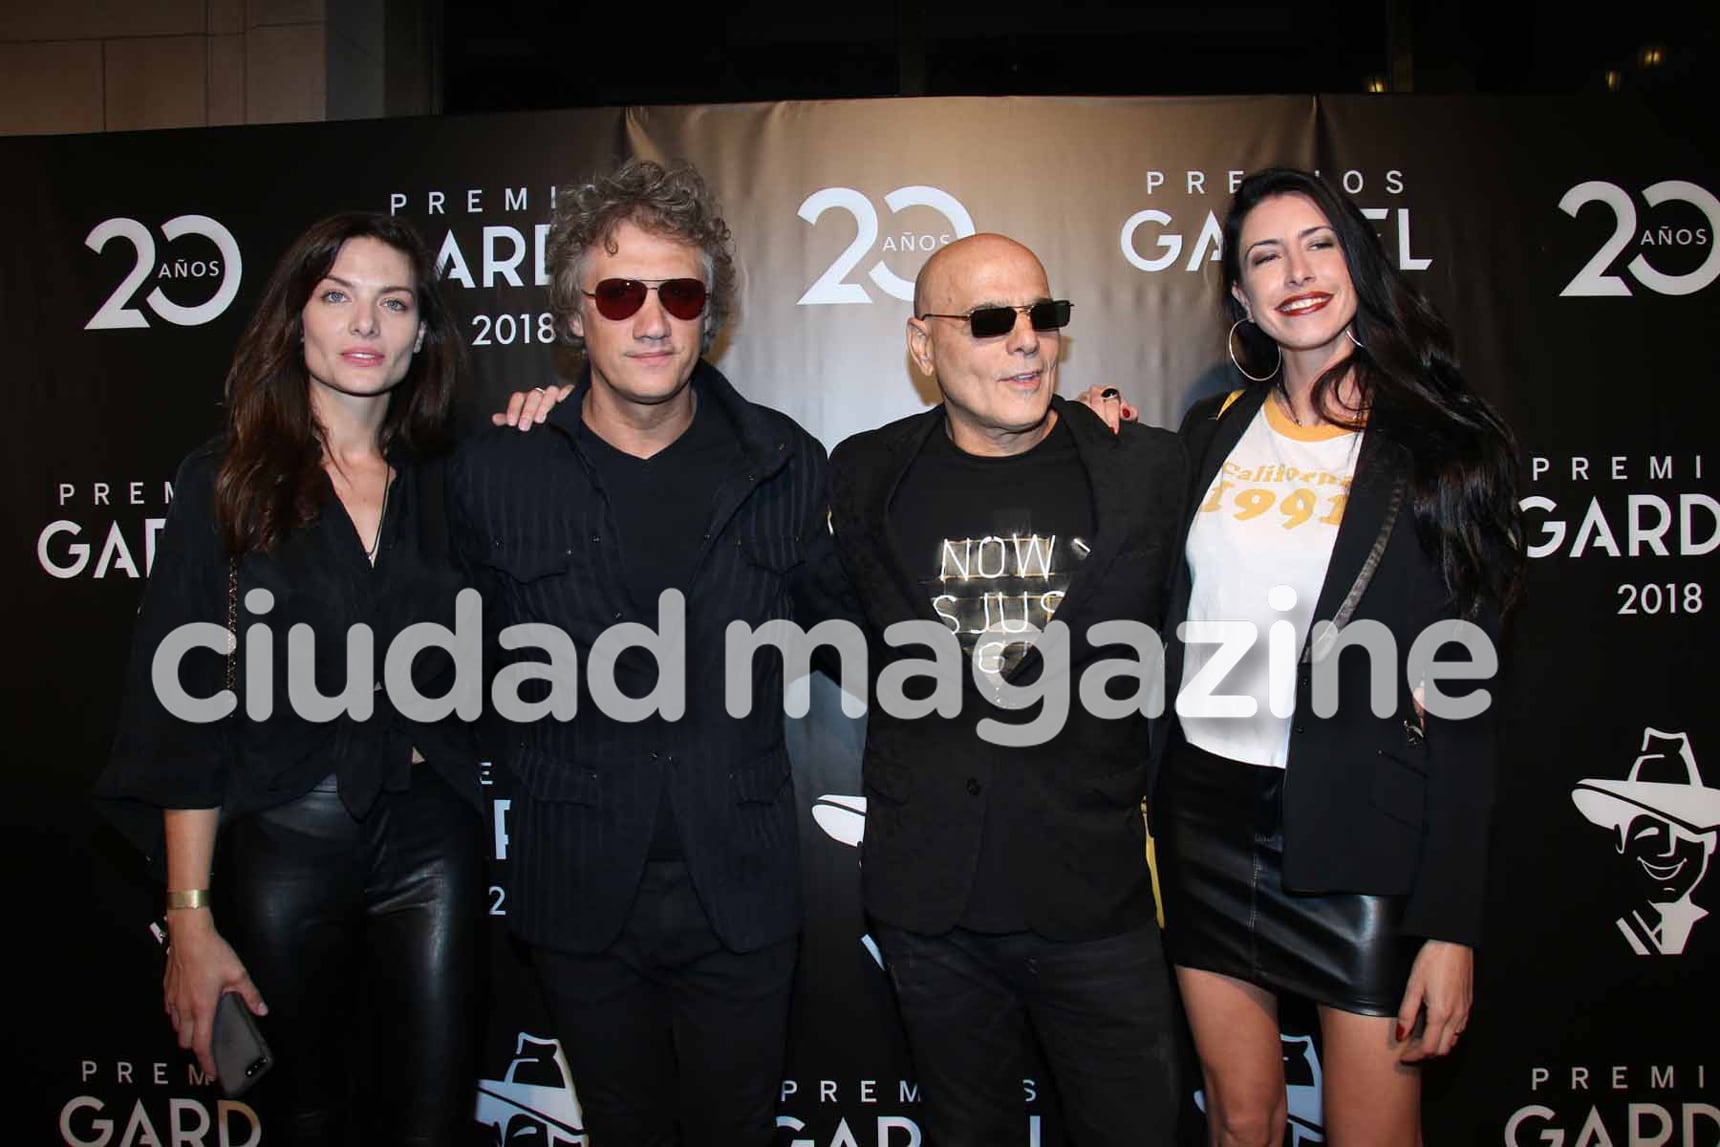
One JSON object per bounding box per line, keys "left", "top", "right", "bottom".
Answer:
{"left": 491, "top": 384, "right": 574, "bottom": 431}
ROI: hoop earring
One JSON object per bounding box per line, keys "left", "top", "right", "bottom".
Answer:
{"left": 1346, "top": 325, "right": 1364, "bottom": 349}
{"left": 1227, "top": 318, "right": 1281, "bottom": 383}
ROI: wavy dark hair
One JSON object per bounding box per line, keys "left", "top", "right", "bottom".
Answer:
{"left": 1222, "top": 167, "right": 1524, "bottom": 618}
{"left": 215, "top": 212, "right": 462, "bottom": 555}
{"left": 545, "top": 158, "right": 736, "bottom": 354}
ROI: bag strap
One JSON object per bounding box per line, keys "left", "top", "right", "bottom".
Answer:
{"left": 1303, "top": 474, "right": 1407, "bottom": 665}
{"left": 225, "top": 557, "right": 238, "bottom": 693}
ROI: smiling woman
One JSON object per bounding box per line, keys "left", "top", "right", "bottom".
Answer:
{"left": 94, "top": 212, "right": 485, "bottom": 1146}
{"left": 1150, "top": 166, "right": 1527, "bottom": 1146}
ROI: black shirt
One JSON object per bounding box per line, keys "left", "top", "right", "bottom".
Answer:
{"left": 578, "top": 396, "right": 747, "bottom": 858}
{"left": 891, "top": 415, "right": 1095, "bottom": 932}
{"left": 96, "top": 441, "right": 478, "bottom": 862}
{"left": 578, "top": 395, "right": 747, "bottom": 630}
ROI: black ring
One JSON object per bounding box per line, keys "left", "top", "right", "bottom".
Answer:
{"left": 1100, "top": 387, "right": 1121, "bottom": 400}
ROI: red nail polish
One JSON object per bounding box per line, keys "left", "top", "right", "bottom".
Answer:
{"left": 1396, "top": 1023, "right": 1408, "bottom": 1042}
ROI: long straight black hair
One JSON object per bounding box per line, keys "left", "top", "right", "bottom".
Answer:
{"left": 1222, "top": 167, "right": 1524, "bottom": 619}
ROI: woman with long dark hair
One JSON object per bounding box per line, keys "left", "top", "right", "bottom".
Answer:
{"left": 97, "top": 212, "right": 484, "bottom": 1145}
{"left": 1089, "top": 166, "right": 1523, "bottom": 1142}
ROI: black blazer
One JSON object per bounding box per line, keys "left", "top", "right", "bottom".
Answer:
{"left": 1156, "top": 386, "right": 1499, "bottom": 946}
{"left": 821, "top": 398, "right": 1186, "bottom": 940}
{"left": 450, "top": 362, "right": 829, "bottom": 955}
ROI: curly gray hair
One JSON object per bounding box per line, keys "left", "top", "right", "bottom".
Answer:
{"left": 545, "top": 158, "right": 736, "bottom": 354}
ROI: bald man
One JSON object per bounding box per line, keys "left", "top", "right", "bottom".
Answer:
{"left": 818, "top": 234, "right": 1187, "bottom": 1143}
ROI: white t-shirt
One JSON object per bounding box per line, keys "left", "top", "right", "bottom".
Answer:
{"left": 1178, "top": 397, "right": 1362, "bottom": 768}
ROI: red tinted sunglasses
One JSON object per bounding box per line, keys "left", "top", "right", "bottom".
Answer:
{"left": 582, "top": 277, "right": 708, "bottom": 321}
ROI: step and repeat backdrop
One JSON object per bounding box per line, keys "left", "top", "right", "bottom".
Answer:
{"left": 3, "top": 95, "right": 1716, "bottom": 1145}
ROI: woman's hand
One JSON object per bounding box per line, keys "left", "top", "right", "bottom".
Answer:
{"left": 1072, "top": 386, "right": 1138, "bottom": 435}
{"left": 492, "top": 384, "right": 575, "bottom": 430}
{"left": 163, "top": 910, "right": 267, "bottom": 1080}
{"left": 1393, "top": 939, "right": 1472, "bottom": 1062}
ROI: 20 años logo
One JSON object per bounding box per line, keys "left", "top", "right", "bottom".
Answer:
{"left": 1559, "top": 181, "right": 1719, "bottom": 297}
{"left": 796, "top": 187, "right": 975, "bottom": 305}
{"left": 83, "top": 216, "right": 243, "bottom": 330}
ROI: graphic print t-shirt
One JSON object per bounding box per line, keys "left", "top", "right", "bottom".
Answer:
{"left": 890, "top": 416, "right": 1095, "bottom": 931}
{"left": 1179, "top": 397, "right": 1361, "bottom": 768}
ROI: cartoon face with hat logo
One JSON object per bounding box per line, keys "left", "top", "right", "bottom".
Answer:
{"left": 1572, "top": 728, "right": 1720, "bottom": 956}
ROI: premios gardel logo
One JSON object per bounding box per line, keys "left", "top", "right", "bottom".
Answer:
{"left": 1557, "top": 181, "right": 1718, "bottom": 297}
{"left": 58, "top": 1058, "right": 260, "bottom": 1146}
{"left": 83, "top": 216, "right": 243, "bottom": 330}
{"left": 474, "top": 1032, "right": 586, "bottom": 1145}
{"left": 1572, "top": 728, "right": 1718, "bottom": 957}
{"left": 795, "top": 187, "right": 976, "bottom": 305}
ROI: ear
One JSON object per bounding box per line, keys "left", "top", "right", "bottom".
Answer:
{"left": 907, "top": 316, "right": 935, "bottom": 377}
{"left": 413, "top": 323, "right": 426, "bottom": 354}
{"left": 1229, "top": 283, "right": 1252, "bottom": 323}
{"left": 568, "top": 304, "right": 585, "bottom": 342}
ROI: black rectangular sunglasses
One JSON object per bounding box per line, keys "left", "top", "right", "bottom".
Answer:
{"left": 918, "top": 300, "right": 1072, "bottom": 339}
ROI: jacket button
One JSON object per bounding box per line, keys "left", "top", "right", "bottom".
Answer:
{"left": 1294, "top": 724, "right": 1305, "bottom": 734}
{"left": 966, "top": 778, "right": 981, "bottom": 796}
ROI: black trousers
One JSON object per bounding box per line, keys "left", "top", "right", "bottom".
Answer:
{"left": 531, "top": 860, "right": 797, "bottom": 1147}
{"left": 221, "top": 768, "right": 486, "bottom": 1147}
{"left": 874, "top": 922, "right": 1180, "bottom": 1147}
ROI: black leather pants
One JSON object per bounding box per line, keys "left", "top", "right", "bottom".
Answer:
{"left": 220, "top": 767, "right": 486, "bottom": 1147}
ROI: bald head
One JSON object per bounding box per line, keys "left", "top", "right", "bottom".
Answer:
{"left": 913, "top": 233, "right": 1048, "bottom": 318}
{"left": 906, "top": 232, "right": 1062, "bottom": 457}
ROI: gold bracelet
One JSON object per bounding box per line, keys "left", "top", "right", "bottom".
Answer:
{"left": 165, "top": 889, "right": 210, "bottom": 910}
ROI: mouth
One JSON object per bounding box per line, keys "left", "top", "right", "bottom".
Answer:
{"left": 627, "top": 348, "right": 679, "bottom": 365}
{"left": 341, "top": 349, "right": 386, "bottom": 366}
{"left": 1276, "top": 293, "right": 1332, "bottom": 317}
{"left": 1639, "top": 858, "right": 1687, "bottom": 883}
{"left": 1000, "top": 368, "right": 1043, "bottom": 388}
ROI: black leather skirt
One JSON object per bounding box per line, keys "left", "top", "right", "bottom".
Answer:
{"left": 1156, "top": 738, "right": 1416, "bottom": 1017}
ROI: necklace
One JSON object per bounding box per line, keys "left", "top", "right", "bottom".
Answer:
{"left": 1274, "top": 384, "right": 1305, "bottom": 427}
{"left": 363, "top": 469, "right": 392, "bottom": 565}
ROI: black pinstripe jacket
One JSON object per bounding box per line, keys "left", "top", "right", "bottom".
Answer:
{"left": 449, "top": 361, "right": 829, "bottom": 954}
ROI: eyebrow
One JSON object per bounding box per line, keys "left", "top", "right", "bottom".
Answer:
{"left": 958, "top": 295, "right": 1054, "bottom": 310}
{"left": 322, "top": 274, "right": 416, "bottom": 295}
{"left": 1244, "top": 225, "right": 1336, "bottom": 256}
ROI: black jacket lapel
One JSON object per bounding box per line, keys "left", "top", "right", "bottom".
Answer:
{"left": 1307, "top": 426, "right": 1407, "bottom": 628}
{"left": 835, "top": 408, "right": 945, "bottom": 630}
{"left": 1041, "top": 397, "right": 1131, "bottom": 639}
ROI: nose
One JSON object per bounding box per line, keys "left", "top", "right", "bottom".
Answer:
{"left": 633, "top": 290, "right": 672, "bottom": 340}
{"left": 1284, "top": 247, "right": 1315, "bottom": 287}
{"left": 1005, "top": 308, "right": 1039, "bottom": 354}
{"left": 350, "top": 304, "right": 379, "bottom": 336}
